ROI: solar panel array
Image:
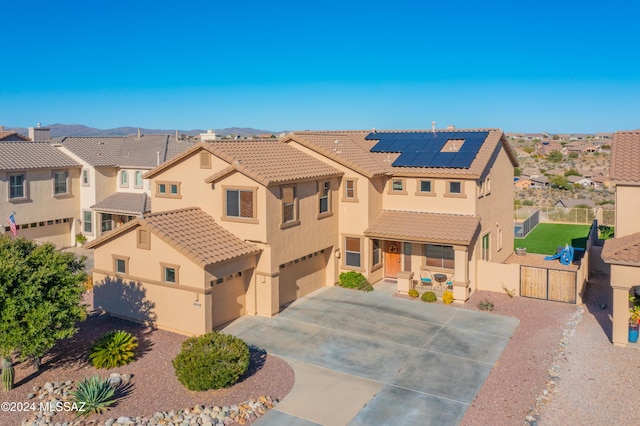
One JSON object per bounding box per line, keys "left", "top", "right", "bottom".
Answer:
{"left": 366, "top": 131, "right": 489, "bottom": 168}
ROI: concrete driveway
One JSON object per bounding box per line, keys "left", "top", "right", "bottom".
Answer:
{"left": 223, "top": 281, "right": 518, "bottom": 426}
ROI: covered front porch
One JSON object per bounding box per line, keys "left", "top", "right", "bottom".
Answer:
{"left": 364, "top": 210, "right": 481, "bottom": 302}
{"left": 91, "top": 192, "right": 151, "bottom": 236}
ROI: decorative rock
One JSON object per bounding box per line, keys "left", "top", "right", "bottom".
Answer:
{"left": 44, "top": 382, "right": 54, "bottom": 392}
{"left": 109, "top": 373, "right": 122, "bottom": 387}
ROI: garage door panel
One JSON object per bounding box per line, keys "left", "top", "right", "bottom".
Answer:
{"left": 279, "top": 253, "right": 327, "bottom": 307}
{"left": 212, "top": 275, "right": 247, "bottom": 328}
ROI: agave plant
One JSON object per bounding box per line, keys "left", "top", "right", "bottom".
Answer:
{"left": 89, "top": 330, "right": 138, "bottom": 369}
{"left": 70, "top": 375, "right": 116, "bottom": 417}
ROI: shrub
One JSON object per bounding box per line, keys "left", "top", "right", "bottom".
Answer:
{"left": 442, "top": 291, "right": 454, "bottom": 305}
{"left": 421, "top": 291, "right": 437, "bottom": 303}
{"left": 89, "top": 330, "right": 138, "bottom": 369}
{"left": 338, "top": 271, "right": 373, "bottom": 292}
{"left": 407, "top": 288, "right": 419, "bottom": 299}
{"left": 172, "top": 332, "right": 249, "bottom": 391}
{"left": 478, "top": 299, "right": 494, "bottom": 311}
{"left": 70, "top": 375, "right": 116, "bottom": 417}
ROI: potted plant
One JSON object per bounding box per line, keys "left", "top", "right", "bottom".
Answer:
{"left": 75, "top": 233, "right": 87, "bottom": 247}
{"left": 629, "top": 306, "right": 640, "bottom": 343}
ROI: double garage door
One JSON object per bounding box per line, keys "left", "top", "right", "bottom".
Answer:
{"left": 279, "top": 251, "right": 327, "bottom": 307}
{"left": 211, "top": 273, "right": 248, "bottom": 328}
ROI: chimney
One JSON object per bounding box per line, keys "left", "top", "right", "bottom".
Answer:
{"left": 137, "top": 128, "right": 141, "bottom": 140}
{"left": 156, "top": 151, "right": 160, "bottom": 166}
{"left": 28, "top": 124, "right": 51, "bottom": 142}
{"left": 432, "top": 121, "right": 436, "bottom": 135}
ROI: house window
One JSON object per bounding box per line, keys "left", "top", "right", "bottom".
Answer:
{"left": 8, "top": 173, "right": 26, "bottom": 199}
{"left": 225, "top": 188, "right": 255, "bottom": 219}
{"left": 372, "top": 239, "right": 381, "bottom": 267}
{"left": 199, "top": 152, "right": 211, "bottom": 169}
{"left": 404, "top": 242, "right": 412, "bottom": 271}
{"left": 161, "top": 263, "right": 179, "bottom": 284}
{"left": 53, "top": 170, "right": 68, "bottom": 195}
{"left": 482, "top": 233, "right": 490, "bottom": 261}
{"left": 82, "top": 169, "right": 90, "bottom": 186}
{"left": 137, "top": 229, "right": 150, "bottom": 249}
{"left": 120, "top": 171, "right": 128, "bottom": 187}
{"left": 448, "top": 181, "right": 461, "bottom": 194}
{"left": 83, "top": 210, "right": 93, "bottom": 234}
{"left": 485, "top": 177, "right": 491, "bottom": 194}
{"left": 420, "top": 180, "right": 432, "bottom": 193}
{"left": 113, "top": 256, "right": 129, "bottom": 274}
{"left": 319, "top": 181, "right": 330, "bottom": 215}
{"left": 281, "top": 186, "right": 297, "bottom": 225}
{"left": 424, "top": 244, "right": 455, "bottom": 269}
{"left": 497, "top": 226, "right": 503, "bottom": 251}
{"left": 134, "top": 171, "right": 143, "bottom": 188}
{"left": 345, "top": 237, "right": 361, "bottom": 268}
{"left": 156, "top": 181, "right": 181, "bottom": 198}
{"left": 101, "top": 213, "right": 113, "bottom": 233}
{"left": 344, "top": 179, "right": 357, "bottom": 200}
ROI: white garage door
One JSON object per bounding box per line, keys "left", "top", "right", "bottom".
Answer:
{"left": 212, "top": 273, "right": 247, "bottom": 328}
{"left": 279, "top": 251, "right": 328, "bottom": 307}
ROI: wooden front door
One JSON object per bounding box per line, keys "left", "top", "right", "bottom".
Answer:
{"left": 385, "top": 241, "right": 402, "bottom": 278}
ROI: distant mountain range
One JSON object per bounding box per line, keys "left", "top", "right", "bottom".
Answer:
{"left": 3, "top": 124, "right": 278, "bottom": 138}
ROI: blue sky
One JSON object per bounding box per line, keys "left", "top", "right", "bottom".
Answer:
{"left": 3, "top": 0, "right": 639, "bottom": 133}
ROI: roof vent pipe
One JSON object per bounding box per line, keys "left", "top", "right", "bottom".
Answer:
{"left": 156, "top": 151, "right": 160, "bottom": 166}
{"left": 432, "top": 121, "right": 436, "bottom": 135}
{"left": 137, "top": 128, "right": 141, "bottom": 140}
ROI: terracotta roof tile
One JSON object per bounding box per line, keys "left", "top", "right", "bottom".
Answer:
{"left": 602, "top": 232, "right": 640, "bottom": 265}
{"left": 91, "top": 192, "right": 150, "bottom": 215}
{"left": 610, "top": 131, "right": 640, "bottom": 183}
{"left": 0, "top": 131, "right": 30, "bottom": 141}
{"left": 364, "top": 210, "right": 480, "bottom": 245}
{"left": 0, "top": 142, "right": 80, "bottom": 170}
{"left": 86, "top": 207, "right": 261, "bottom": 266}
{"left": 286, "top": 129, "right": 517, "bottom": 179}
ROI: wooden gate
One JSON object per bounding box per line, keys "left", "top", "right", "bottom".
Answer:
{"left": 520, "top": 265, "right": 576, "bottom": 303}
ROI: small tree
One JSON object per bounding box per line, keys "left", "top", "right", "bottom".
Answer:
{"left": 547, "top": 150, "right": 563, "bottom": 162}
{"left": 0, "top": 237, "right": 87, "bottom": 390}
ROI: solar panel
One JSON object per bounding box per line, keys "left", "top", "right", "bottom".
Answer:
{"left": 367, "top": 131, "right": 489, "bottom": 168}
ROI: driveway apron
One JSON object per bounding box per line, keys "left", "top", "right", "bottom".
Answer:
{"left": 223, "top": 281, "right": 518, "bottom": 426}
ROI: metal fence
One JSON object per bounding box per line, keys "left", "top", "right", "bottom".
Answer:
{"left": 514, "top": 205, "right": 615, "bottom": 226}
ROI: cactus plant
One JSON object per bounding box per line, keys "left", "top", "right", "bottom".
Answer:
{"left": 2, "top": 357, "right": 14, "bottom": 392}
{"left": 70, "top": 375, "right": 116, "bottom": 416}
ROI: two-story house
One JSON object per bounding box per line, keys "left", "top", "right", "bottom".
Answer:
{"left": 54, "top": 133, "right": 195, "bottom": 240}
{"left": 602, "top": 130, "right": 640, "bottom": 347}
{"left": 1, "top": 142, "right": 81, "bottom": 246}
{"left": 86, "top": 128, "right": 517, "bottom": 335}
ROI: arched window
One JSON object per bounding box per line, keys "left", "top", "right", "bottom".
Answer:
{"left": 120, "top": 171, "right": 128, "bottom": 187}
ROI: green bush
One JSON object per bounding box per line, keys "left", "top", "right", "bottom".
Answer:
{"left": 407, "top": 288, "right": 419, "bottom": 298}
{"left": 89, "top": 330, "right": 138, "bottom": 369}
{"left": 477, "top": 299, "right": 495, "bottom": 311}
{"left": 338, "top": 271, "right": 373, "bottom": 292}
{"left": 421, "top": 291, "right": 437, "bottom": 303}
{"left": 70, "top": 375, "right": 116, "bottom": 417}
{"left": 172, "top": 332, "right": 249, "bottom": 391}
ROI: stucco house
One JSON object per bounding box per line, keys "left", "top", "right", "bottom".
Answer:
{"left": 601, "top": 130, "right": 640, "bottom": 347}
{"left": 1, "top": 142, "right": 82, "bottom": 246}
{"left": 87, "top": 128, "right": 518, "bottom": 335}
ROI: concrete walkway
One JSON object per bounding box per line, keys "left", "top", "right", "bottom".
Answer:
{"left": 224, "top": 281, "right": 518, "bottom": 426}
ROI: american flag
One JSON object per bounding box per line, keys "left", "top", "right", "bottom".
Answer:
{"left": 7, "top": 214, "right": 17, "bottom": 236}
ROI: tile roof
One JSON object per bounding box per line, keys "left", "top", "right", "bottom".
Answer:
{"left": 284, "top": 129, "right": 518, "bottom": 179}
{"left": 91, "top": 192, "right": 151, "bottom": 215}
{"left": 86, "top": 207, "right": 261, "bottom": 267}
{"left": 555, "top": 198, "right": 596, "bottom": 208}
{"left": 0, "top": 131, "right": 30, "bottom": 141}
{"left": 56, "top": 134, "right": 196, "bottom": 168}
{"left": 610, "top": 131, "right": 640, "bottom": 184}
{"left": 0, "top": 142, "right": 80, "bottom": 170}
{"left": 146, "top": 140, "right": 343, "bottom": 186}
{"left": 602, "top": 232, "right": 640, "bottom": 266}
{"left": 364, "top": 210, "right": 480, "bottom": 245}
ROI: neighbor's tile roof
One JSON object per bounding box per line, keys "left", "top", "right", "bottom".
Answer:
{"left": 0, "top": 131, "right": 30, "bottom": 141}
{"left": 285, "top": 129, "right": 518, "bottom": 179}
{"left": 602, "top": 232, "right": 640, "bottom": 265}
{"left": 0, "top": 142, "right": 80, "bottom": 170}
{"left": 91, "top": 192, "right": 150, "bottom": 215}
{"left": 86, "top": 207, "right": 261, "bottom": 266}
{"left": 610, "top": 131, "right": 640, "bottom": 184}
{"left": 364, "top": 210, "right": 480, "bottom": 245}
{"left": 57, "top": 134, "right": 196, "bottom": 168}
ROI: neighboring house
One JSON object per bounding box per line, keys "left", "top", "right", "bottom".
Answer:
{"left": 54, "top": 134, "right": 195, "bottom": 240}
{"left": 602, "top": 130, "right": 640, "bottom": 347}
{"left": 529, "top": 175, "right": 550, "bottom": 188}
{"left": 0, "top": 131, "right": 30, "bottom": 142}
{"left": 0, "top": 142, "right": 81, "bottom": 246}
{"left": 514, "top": 177, "right": 532, "bottom": 189}
{"left": 535, "top": 141, "right": 564, "bottom": 156}
{"left": 566, "top": 175, "right": 594, "bottom": 187}
{"left": 87, "top": 129, "right": 518, "bottom": 335}
{"left": 591, "top": 174, "right": 611, "bottom": 188}
{"left": 555, "top": 198, "right": 596, "bottom": 209}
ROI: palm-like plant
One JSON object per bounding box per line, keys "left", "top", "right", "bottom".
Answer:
{"left": 89, "top": 330, "right": 137, "bottom": 369}
{"left": 70, "top": 375, "right": 116, "bottom": 417}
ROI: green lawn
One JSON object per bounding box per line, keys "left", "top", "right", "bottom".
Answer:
{"left": 514, "top": 223, "right": 591, "bottom": 255}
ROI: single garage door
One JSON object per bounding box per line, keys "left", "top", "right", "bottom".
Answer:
{"left": 279, "top": 250, "right": 328, "bottom": 307}
{"left": 212, "top": 272, "right": 248, "bottom": 328}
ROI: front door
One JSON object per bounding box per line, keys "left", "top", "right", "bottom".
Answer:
{"left": 385, "top": 241, "right": 402, "bottom": 278}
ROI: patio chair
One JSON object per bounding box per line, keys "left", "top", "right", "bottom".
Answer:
{"left": 418, "top": 270, "right": 433, "bottom": 290}
{"left": 445, "top": 274, "right": 454, "bottom": 291}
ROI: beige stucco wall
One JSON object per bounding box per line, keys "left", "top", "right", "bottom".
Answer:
{"left": 615, "top": 185, "right": 640, "bottom": 237}
{"left": 381, "top": 177, "right": 476, "bottom": 214}
{"left": 476, "top": 260, "right": 520, "bottom": 295}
